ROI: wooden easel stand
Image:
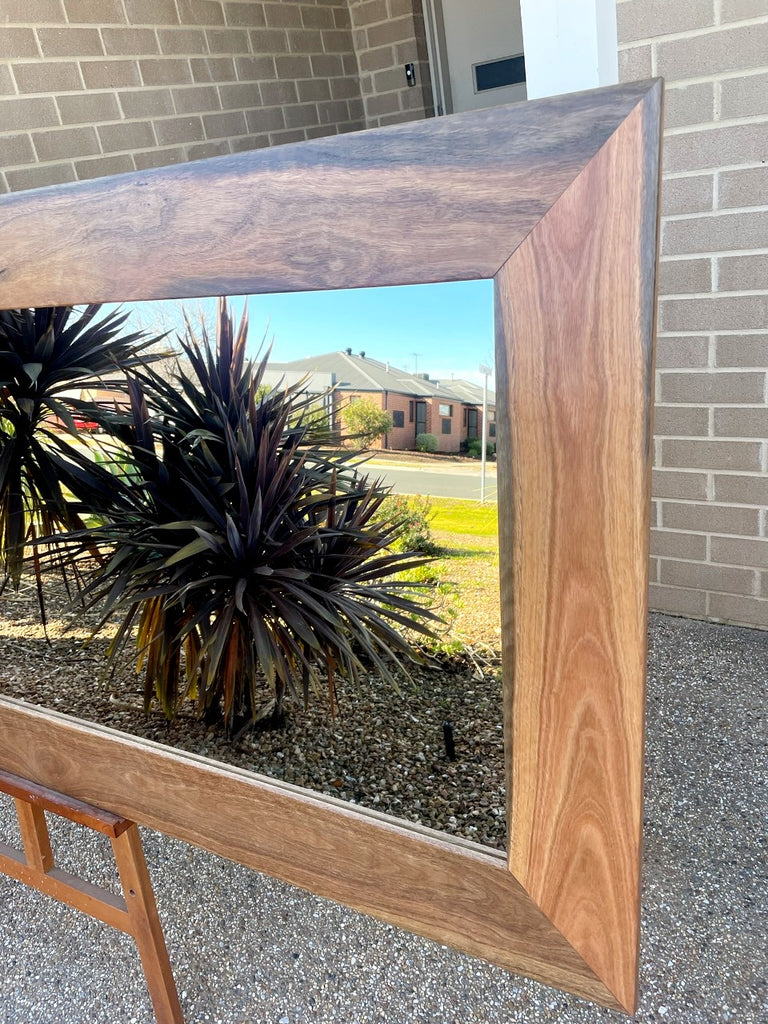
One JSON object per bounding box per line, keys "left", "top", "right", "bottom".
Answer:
{"left": 0, "top": 768, "right": 183, "bottom": 1024}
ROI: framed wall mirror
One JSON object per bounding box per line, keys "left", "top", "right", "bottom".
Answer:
{"left": 0, "top": 77, "right": 662, "bottom": 1014}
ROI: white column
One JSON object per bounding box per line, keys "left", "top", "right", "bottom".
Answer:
{"left": 520, "top": 0, "right": 619, "bottom": 100}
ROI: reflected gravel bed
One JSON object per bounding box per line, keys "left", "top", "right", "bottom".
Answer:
{"left": 0, "top": 599, "right": 765, "bottom": 1023}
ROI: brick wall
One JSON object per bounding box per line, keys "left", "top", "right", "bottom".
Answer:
{"left": 0, "top": 0, "right": 366, "bottom": 192}
{"left": 348, "top": 0, "right": 432, "bottom": 127}
{"left": 618, "top": 0, "right": 768, "bottom": 628}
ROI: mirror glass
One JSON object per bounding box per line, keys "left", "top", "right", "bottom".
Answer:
{"left": 0, "top": 280, "right": 505, "bottom": 850}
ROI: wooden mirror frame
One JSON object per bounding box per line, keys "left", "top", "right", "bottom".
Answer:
{"left": 0, "top": 78, "right": 662, "bottom": 1015}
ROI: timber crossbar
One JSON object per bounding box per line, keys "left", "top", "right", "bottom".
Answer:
{"left": 0, "top": 768, "right": 182, "bottom": 1023}
{"left": 0, "top": 78, "right": 662, "bottom": 1015}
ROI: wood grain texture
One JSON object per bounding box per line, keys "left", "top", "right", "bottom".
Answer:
{"left": 0, "top": 766, "right": 132, "bottom": 837}
{"left": 495, "top": 83, "right": 661, "bottom": 1013}
{"left": 112, "top": 826, "right": 184, "bottom": 1024}
{"left": 0, "top": 696, "right": 620, "bottom": 1010}
{"left": 0, "top": 80, "right": 657, "bottom": 309}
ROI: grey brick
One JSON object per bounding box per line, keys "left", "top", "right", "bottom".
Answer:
{"left": 263, "top": 2, "right": 303, "bottom": 28}
{"left": 187, "top": 140, "right": 231, "bottom": 160}
{"left": 222, "top": 2, "right": 266, "bottom": 27}
{"left": 204, "top": 28, "right": 250, "bottom": 53}
{"left": 654, "top": 406, "right": 709, "bottom": 437}
{"left": 664, "top": 82, "right": 714, "bottom": 128}
{"left": 119, "top": 88, "right": 174, "bottom": 118}
{"left": 32, "top": 124, "right": 99, "bottom": 160}
{"left": 202, "top": 109, "right": 248, "bottom": 139}
{"left": 661, "top": 174, "right": 714, "bottom": 216}
{"left": 714, "top": 407, "right": 768, "bottom": 438}
{"left": 719, "top": 166, "right": 768, "bottom": 209}
{"left": 311, "top": 54, "right": 344, "bottom": 77}
{"left": 245, "top": 105, "right": 285, "bottom": 132}
{"left": 236, "top": 55, "right": 277, "bottom": 79}
{"left": 662, "top": 438, "right": 762, "bottom": 470}
{"left": 711, "top": 535, "right": 768, "bottom": 568}
{"left": 133, "top": 147, "right": 185, "bottom": 170}
{"left": 656, "top": 336, "right": 710, "bottom": 368}
{"left": 0, "top": 28, "right": 40, "bottom": 59}
{"left": 617, "top": 0, "right": 715, "bottom": 43}
{"left": 714, "top": 473, "right": 768, "bottom": 505}
{"left": 718, "top": 254, "right": 768, "bottom": 293}
{"left": 720, "top": 71, "right": 768, "bottom": 119}
{"left": 716, "top": 335, "right": 768, "bottom": 367}
{"left": 663, "top": 123, "right": 768, "bottom": 174}
{"left": 663, "top": 500, "right": 760, "bottom": 535}
{"left": 660, "top": 370, "right": 765, "bottom": 403}
{"left": 648, "top": 582, "right": 707, "bottom": 616}
{"left": 284, "top": 102, "right": 322, "bottom": 129}
{"left": 296, "top": 77, "right": 331, "bottom": 102}
{"left": 659, "top": 258, "right": 711, "bottom": 295}
{"left": 153, "top": 115, "right": 205, "bottom": 145}
{"left": 652, "top": 468, "right": 709, "bottom": 499}
{"left": 618, "top": 44, "right": 652, "bottom": 81}
{"left": 649, "top": 528, "right": 709, "bottom": 560}
{"left": 247, "top": 28, "right": 289, "bottom": 52}
{"left": 172, "top": 85, "right": 222, "bottom": 114}
{"left": 12, "top": 61, "right": 83, "bottom": 94}
{"left": 661, "top": 296, "right": 768, "bottom": 333}
{"left": 1, "top": 132, "right": 35, "bottom": 167}
{"left": 190, "top": 57, "right": 237, "bottom": 83}
{"left": 57, "top": 91, "right": 121, "bottom": 124}
{"left": 0, "top": 66, "right": 14, "bottom": 95}
{"left": 75, "top": 153, "right": 134, "bottom": 179}
{"left": 708, "top": 592, "right": 767, "bottom": 627}
{"left": 97, "top": 119, "right": 155, "bottom": 152}
{"left": 64, "top": 0, "right": 125, "bottom": 23}
{"left": 101, "top": 27, "right": 160, "bottom": 55}
{"left": 322, "top": 28, "right": 355, "bottom": 52}
{"left": 662, "top": 211, "right": 768, "bottom": 257}
{"left": 302, "top": 5, "right": 337, "bottom": 29}
{"left": 139, "top": 58, "right": 193, "bottom": 86}
{"left": 80, "top": 59, "right": 141, "bottom": 89}
{"left": 657, "top": 22, "right": 768, "bottom": 81}
{"left": 259, "top": 79, "right": 298, "bottom": 105}
{"left": 157, "top": 29, "right": 209, "bottom": 54}
{"left": 6, "top": 162, "right": 75, "bottom": 191}
{"left": 125, "top": 0, "right": 179, "bottom": 23}
{"left": 176, "top": 0, "right": 224, "bottom": 26}
{"left": 721, "top": 0, "right": 768, "bottom": 21}
{"left": 219, "top": 82, "right": 262, "bottom": 107}
{"left": 37, "top": 28, "right": 104, "bottom": 58}
{"left": 659, "top": 557, "right": 756, "bottom": 595}
{"left": 0, "top": 0, "right": 64, "bottom": 20}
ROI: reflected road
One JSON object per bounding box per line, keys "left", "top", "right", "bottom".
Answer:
{"left": 367, "top": 460, "right": 497, "bottom": 502}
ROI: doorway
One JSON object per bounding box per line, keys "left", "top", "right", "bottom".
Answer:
{"left": 422, "top": 0, "right": 527, "bottom": 115}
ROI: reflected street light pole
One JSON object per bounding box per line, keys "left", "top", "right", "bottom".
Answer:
{"left": 479, "top": 363, "right": 492, "bottom": 504}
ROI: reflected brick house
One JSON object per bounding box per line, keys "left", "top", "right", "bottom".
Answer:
{"left": 263, "top": 349, "right": 495, "bottom": 453}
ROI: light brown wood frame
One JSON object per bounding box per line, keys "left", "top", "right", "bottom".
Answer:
{"left": 0, "top": 78, "right": 662, "bottom": 1015}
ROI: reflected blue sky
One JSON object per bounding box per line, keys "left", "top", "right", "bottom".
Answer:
{"left": 125, "top": 279, "right": 495, "bottom": 386}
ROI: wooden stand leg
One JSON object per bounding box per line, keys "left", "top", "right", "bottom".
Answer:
{"left": 0, "top": 768, "right": 183, "bottom": 1024}
{"left": 111, "top": 825, "right": 183, "bottom": 1024}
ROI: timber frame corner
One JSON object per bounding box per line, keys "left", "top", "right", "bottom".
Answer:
{"left": 0, "top": 78, "right": 662, "bottom": 1015}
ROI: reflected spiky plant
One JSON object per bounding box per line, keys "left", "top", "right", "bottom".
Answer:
{"left": 0, "top": 304, "right": 151, "bottom": 614}
{"left": 75, "top": 298, "right": 438, "bottom": 732}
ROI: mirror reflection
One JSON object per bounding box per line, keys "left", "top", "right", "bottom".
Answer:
{"left": 0, "top": 283, "right": 505, "bottom": 850}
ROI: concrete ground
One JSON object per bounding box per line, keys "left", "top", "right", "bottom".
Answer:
{"left": 0, "top": 613, "right": 765, "bottom": 1023}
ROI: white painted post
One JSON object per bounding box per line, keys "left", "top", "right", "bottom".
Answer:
{"left": 519, "top": 0, "right": 619, "bottom": 100}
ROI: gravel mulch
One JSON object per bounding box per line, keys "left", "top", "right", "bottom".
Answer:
{"left": 0, "top": 574, "right": 506, "bottom": 849}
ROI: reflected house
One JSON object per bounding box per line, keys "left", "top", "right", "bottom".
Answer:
{"left": 263, "top": 349, "right": 495, "bottom": 454}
